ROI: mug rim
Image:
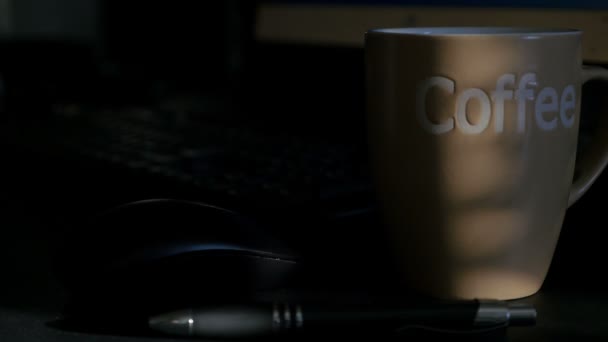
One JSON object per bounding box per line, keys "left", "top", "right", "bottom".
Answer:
{"left": 366, "top": 27, "right": 581, "bottom": 37}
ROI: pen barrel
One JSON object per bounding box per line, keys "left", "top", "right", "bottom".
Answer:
{"left": 293, "top": 301, "right": 481, "bottom": 331}
{"left": 190, "top": 306, "right": 276, "bottom": 338}
{"left": 150, "top": 300, "right": 535, "bottom": 338}
{"left": 187, "top": 303, "right": 458, "bottom": 337}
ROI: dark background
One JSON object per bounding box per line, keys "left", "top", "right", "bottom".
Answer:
{"left": 0, "top": 0, "right": 371, "bottom": 318}
{"left": 1, "top": 1, "right": 608, "bottom": 341}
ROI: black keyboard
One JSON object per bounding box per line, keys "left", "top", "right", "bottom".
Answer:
{"left": 0, "top": 105, "right": 374, "bottom": 218}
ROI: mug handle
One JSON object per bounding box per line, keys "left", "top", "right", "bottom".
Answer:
{"left": 568, "top": 66, "right": 608, "bottom": 206}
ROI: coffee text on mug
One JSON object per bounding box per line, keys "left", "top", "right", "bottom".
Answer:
{"left": 416, "top": 73, "right": 576, "bottom": 134}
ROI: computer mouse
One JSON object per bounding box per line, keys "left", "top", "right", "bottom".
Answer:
{"left": 54, "top": 199, "right": 299, "bottom": 319}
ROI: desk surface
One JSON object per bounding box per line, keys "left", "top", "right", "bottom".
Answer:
{"left": 1, "top": 289, "right": 607, "bottom": 342}
{"left": 1, "top": 161, "right": 608, "bottom": 341}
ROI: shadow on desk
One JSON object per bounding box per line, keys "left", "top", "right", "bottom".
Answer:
{"left": 509, "top": 289, "right": 608, "bottom": 342}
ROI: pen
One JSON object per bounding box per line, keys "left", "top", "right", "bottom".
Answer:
{"left": 148, "top": 299, "right": 536, "bottom": 338}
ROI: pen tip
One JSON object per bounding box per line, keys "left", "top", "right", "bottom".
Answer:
{"left": 149, "top": 309, "right": 194, "bottom": 336}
